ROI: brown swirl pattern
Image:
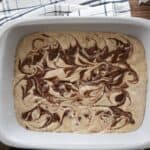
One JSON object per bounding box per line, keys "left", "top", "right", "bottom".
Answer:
{"left": 14, "top": 32, "right": 139, "bottom": 132}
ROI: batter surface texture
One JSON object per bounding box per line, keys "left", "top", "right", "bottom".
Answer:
{"left": 14, "top": 32, "right": 147, "bottom": 133}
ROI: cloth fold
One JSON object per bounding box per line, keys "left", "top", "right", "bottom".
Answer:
{"left": 0, "top": 0, "right": 130, "bottom": 25}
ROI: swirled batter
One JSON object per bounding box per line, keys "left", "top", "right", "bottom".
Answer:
{"left": 14, "top": 32, "right": 147, "bottom": 133}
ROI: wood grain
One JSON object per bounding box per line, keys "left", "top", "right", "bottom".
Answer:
{"left": 129, "top": 0, "right": 150, "bottom": 19}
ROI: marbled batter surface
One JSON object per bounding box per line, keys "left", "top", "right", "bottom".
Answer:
{"left": 13, "top": 32, "right": 147, "bottom": 133}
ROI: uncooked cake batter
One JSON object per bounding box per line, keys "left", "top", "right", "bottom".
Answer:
{"left": 13, "top": 32, "right": 147, "bottom": 133}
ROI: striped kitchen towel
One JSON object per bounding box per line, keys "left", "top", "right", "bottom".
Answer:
{"left": 0, "top": 0, "right": 130, "bottom": 25}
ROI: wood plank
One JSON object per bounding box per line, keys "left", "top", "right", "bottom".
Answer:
{"left": 129, "top": 0, "right": 150, "bottom": 19}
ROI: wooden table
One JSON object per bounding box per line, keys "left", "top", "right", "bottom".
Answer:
{"left": 129, "top": 0, "right": 150, "bottom": 19}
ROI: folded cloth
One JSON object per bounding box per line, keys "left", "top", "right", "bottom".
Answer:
{"left": 0, "top": 0, "right": 130, "bottom": 26}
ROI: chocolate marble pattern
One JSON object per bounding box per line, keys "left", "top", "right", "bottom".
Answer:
{"left": 13, "top": 32, "right": 147, "bottom": 133}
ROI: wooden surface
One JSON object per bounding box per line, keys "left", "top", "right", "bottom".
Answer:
{"left": 129, "top": 0, "right": 150, "bottom": 19}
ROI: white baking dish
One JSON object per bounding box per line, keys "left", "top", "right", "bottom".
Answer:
{"left": 0, "top": 17, "right": 150, "bottom": 149}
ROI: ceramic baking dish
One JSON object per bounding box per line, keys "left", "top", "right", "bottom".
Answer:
{"left": 0, "top": 17, "right": 150, "bottom": 149}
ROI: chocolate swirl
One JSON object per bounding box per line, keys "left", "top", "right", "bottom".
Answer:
{"left": 15, "top": 32, "right": 139, "bottom": 132}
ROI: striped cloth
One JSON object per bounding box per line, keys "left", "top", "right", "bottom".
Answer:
{"left": 0, "top": 0, "right": 130, "bottom": 26}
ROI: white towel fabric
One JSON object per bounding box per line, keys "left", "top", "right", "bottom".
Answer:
{"left": 0, "top": 0, "right": 130, "bottom": 26}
